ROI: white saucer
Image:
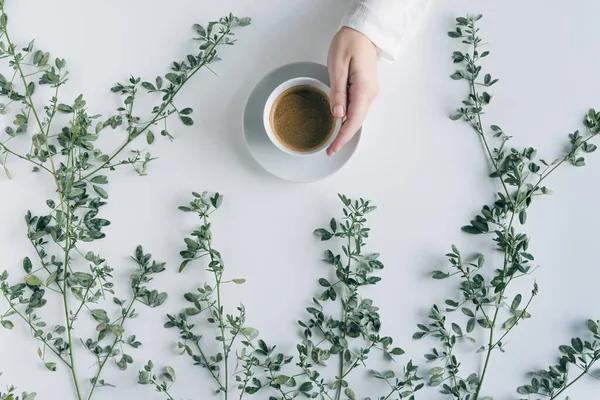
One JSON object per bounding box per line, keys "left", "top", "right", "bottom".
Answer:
{"left": 242, "top": 62, "right": 361, "bottom": 183}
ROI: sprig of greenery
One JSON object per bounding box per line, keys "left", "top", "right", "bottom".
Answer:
{"left": 161, "top": 192, "right": 257, "bottom": 400}
{"left": 0, "top": 1, "right": 250, "bottom": 399}
{"left": 413, "top": 14, "right": 600, "bottom": 400}
{"left": 138, "top": 361, "right": 177, "bottom": 400}
{"left": 517, "top": 319, "right": 600, "bottom": 399}
{"left": 0, "top": 246, "right": 167, "bottom": 398}
{"left": 152, "top": 194, "right": 421, "bottom": 400}
{"left": 240, "top": 195, "right": 422, "bottom": 400}
{"left": 0, "top": 374, "right": 35, "bottom": 400}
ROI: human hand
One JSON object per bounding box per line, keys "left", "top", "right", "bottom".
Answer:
{"left": 326, "top": 26, "right": 378, "bottom": 156}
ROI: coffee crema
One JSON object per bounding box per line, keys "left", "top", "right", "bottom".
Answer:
{"left": 269, "top": 85, "right": 335, "bottom": 152}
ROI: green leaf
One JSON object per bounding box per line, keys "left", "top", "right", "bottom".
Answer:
{"left": 451, "top": 322, "right": 463, "bottom": 336}
{"left": 503, "top": 316, "right": 518, "bottom": 330}
{"left": 477, "top": 318, "right": 491, "bottom": 328}
{"left": 90, "top": 175, "right": 108, "bottom": 184}
{"left": 318, "top": 278, "right": 330, "bottom": 287}
{"left": 193, "top": 24, "right": 206, "bottom": 37}
{"left": 517, "top": 385, "right": 535, "bottom": 394}
{"left": 273, "top": 375, "right": 291, "bottom": 385}
{"left": 432, "top": 271, "right": 449, "bottom": 279}
{"left": 519, "top": 210, "right": 527, "bottom": 224}
{"left": 314, "top": 228, "right": 332, "bottom": 241}
{"left": 211, "top": 193, "right": 224, "bottom": 208}
{"left": 572, "top": 337, "right": 584, "bottom": 353}
{"left": 1, "top": 320, "right": 14, "bottom": 329}
{"left": 299, "top": 382, "right": 313, "bottom": 392}
{"left": 521, "top": 253, "right": 534, "bottom": 261}
{"left": 389, "top": 347, "right": 404, "bottom": 355}
{"left": 110, "top": 325, "right": 125, "bottom": 337}
{"left": 146, "top": 131, "right": 155, "bottom": 145}
{"left": 466, "top": 318, "right": 475, "bottom": 333}
{"left": 461, "top": 225, "right": 482, "bottom": 234}
{"left": 511, "top": 294, "right": 522, "bottom": 311}
{"left": 445, "top": 299, "right": 458, "bottom": 307}
{"left": 45, "top": 362, "right": 57, "bottom": 371}
{"left": 69, "top": 188, "right": 84, "bottom": 198}
{"left": 141, "top": 82, "right": 156, "bottom": 91}
{"left": 412, "top": 331, "right": 427, "bottom": 340}
{"left": 165, "top": 73, "right": 179, "bottom": 84}
{"left": 24, "top": 274, "right": 42, "bottom": 287}
{"left": 238, "top": 17, "right": 252, "bottom": 27}
{"left": 329, "top": 218, "right": 337, "bottom": 233}
{"left": 240, "top": 327, "right": 259, "bottom": 340}
{"left": 164, "top": 366, "right": 176, "bottom": 382}
{"left": 184, "top": 307, "right": 200, "bottom": 316}
{"left": 23, "top": 257, "right": 32, "bottom": 273}
{"left": 587, "top": 319, "right": 599, "bottom": 335}
{"left": 461, "top": 307, "right": 474, "bottom": 317}
{"left": 93, "top": 185, "right": 108, "bottom": 199}
{"left": 57, "top": 104, "right": 74, "bottom": 113}
{"left": 180, "top": 116, "right": 194, "bottom": 126}
{"left": 91, "top": 309, "right": 108, "bottom": 323}
{"left": 138, "top": 371, "right": 150, "bottom": 385}
{"left": 46, "top": 272, "right": 57, "bottom": 286}
{"left": 345, "top": 388, "right": 356, "bottom": 400}
{"left": 56, "top": 58, "right": 66, "bottom": 69}
{"left": 232, "top": 278, "right": 246, "bottom": 284}
{"left": 180, "top": 108, "right": 193, "bottom": 115}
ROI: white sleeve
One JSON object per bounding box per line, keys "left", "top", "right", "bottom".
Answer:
{"left": 341, "top": 0, "right": 431, "bottom": 60}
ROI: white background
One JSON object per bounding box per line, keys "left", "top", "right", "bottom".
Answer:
{"left": 1, "top": 0, "right": 600, "bottom": 399}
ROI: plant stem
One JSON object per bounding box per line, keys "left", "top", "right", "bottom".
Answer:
{"left": 1, "top": 292, "right": 71, "bottom": 367}
{"left": 341, "top": 343, "right": 375, "bottom": 379}
{"left": 335, "top": 227, "right": 353, "bottom": 400}
{"left": 0, "top": 7, "right": 64, "bottom": 208}
{"left": 28, "top": 237, "right": 64, "bottom": 294}
{"left": 0, "top": 142, "right": 53, "bottom": 174}
{"left": 550, "top": 369, "right": 589, "bottom": 400}
{"left": 87, "top": 295, "right": 138, "bottom": 400}
{"left": 2, "top": 13, "right": 81, "bottom": 398}
{"left": 80, "top": 21, "right": 233, "bottom": 182}
{"left": 473, "top": 213, "right": 516, "bottom": 400}
{"left": 193, "top": 342, "right": 224, "bottom": 391}
{"left": 203, "top": 214, "right": 229, "bottom": 398}
{"left": 462, "top": 27, "right": 520, "bottom": 400}
{"left": 491, "top": 291, "right": 535, "bottom": 349}
{"left": 149, "top": 379, "right": 176, "bottom": 400}
{"left": 447, "top": 346, "right": 460, "bottom": 399}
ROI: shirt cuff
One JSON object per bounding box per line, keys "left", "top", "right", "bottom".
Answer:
{"left": 341, "top": 2, "right": 397, "bottom": 60}
{"left": 341, "top": 0, "right": 431, "bottom": 61}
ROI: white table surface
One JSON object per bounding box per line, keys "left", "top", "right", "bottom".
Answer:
{"left": 1, "top": 1, "right": 600, "bottom": 399}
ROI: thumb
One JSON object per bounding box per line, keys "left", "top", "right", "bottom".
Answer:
{"left": 328, "top": 62, "right": 349, "bottom": 119}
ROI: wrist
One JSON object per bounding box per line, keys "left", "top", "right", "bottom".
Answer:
{"left": 338, "top": 26, "right": 377, "bottom": 50}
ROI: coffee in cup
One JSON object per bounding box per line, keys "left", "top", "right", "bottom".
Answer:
{"left": 263, "top": 77, "right": 341, "bottom": 156}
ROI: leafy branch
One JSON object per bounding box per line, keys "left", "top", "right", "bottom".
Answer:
{"left": 161, "top": 192, "right": 256, "bottom": 400}
{"left": 517, "top": 319, "right": 600, "bottom": 399}
{"left": 0, "top": 1, "right": 250, "bottom": 399}
{"left": 0, "top": 373, "right": 36, "bottom": 400}
{"left": 239, "top": 195, "right": 422, "bottom": 400}
{"left": 138, "top": 361, "right": 177, "bottom": 400}
{"left": 413, "top": 13, "right": 600, "bottom": 400}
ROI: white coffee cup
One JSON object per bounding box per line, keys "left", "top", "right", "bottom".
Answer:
{"left": 263, "top": 77, "right": 341, "bottom": 156}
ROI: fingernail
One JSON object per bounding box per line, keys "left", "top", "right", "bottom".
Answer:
{"left": 333, "top": 104, "right": 344, "bottom": 118}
